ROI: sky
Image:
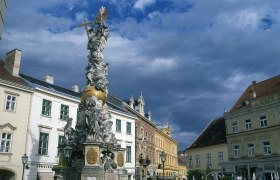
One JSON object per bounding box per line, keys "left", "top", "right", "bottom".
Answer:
{"left": 1, "top": 0, "right": 280, "bottom": 150}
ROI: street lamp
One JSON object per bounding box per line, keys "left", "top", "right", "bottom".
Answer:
{"left": 160, "top": 151, "right": 166, "bottom": 180}
{"left": 64, "top": 144, "right": 72, "bottom": 180}
{"left": 21, "top": 153, "right": 28, "bottom": 180}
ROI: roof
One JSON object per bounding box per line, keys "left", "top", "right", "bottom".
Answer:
{"left": 229, "top": 75, "right": 280, "bottom": 113}
{"left": 0, "top": 60, "right": 30, "bottom": 87}
{"left": 187, "top": 117, "right": 226, "bottom": 150}
{"left": 20, "top": 73, "right": 80, "bottom": 98}
{"left": 20, "top": 73, "right": 133, "bottom": 115}
{"left": 107, "top": 94, "right": 134, "bottom": 116}
{"left": 178, "top": 155, "right": 188, "bottom": 166}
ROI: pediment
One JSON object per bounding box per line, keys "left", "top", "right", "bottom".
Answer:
{"left": 0, "top": 123, "right": 17, "bottom": 130}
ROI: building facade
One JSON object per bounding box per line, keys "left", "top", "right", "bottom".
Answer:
{"left": 0, "top": 0, "right": 7, "bottom": 40}
{"left": 108, "top": 95, "right": 137, "bottom": 180}
{"left": 0, "top": 49, "right": 33, "bottom": 179}
{"left": 155, "top": 126, "right": 178, "bottom": 179}
{"left": 21, "top": 74, "right": 80, "bottom": 179}
{"left": 125, "top": 94, "right": 157, "bottom": 179}
{"left": 185, "top": 117, "right": 228, "bottom": 178}
{"left": 223, "top": 78, "right": 280, "bottom": 180}
{"left": 178, "top": 155, "right": 187, "bottom": 180}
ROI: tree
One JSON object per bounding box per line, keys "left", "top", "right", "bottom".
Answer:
{"left": 187, "top": 169, "right": 204, "bottom": 180}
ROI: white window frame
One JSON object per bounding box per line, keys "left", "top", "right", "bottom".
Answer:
{"left": 195, "top": 155, "right": 200, "bottom": 166}
{"left": 38, "top": 132, "right": 49, "bottom": 155}
{"left": 247, "top": 143, "right": 255, "bottom": 157}
{"left": 60, "top": 104, "right": 69, "bottom": 120}
{"left": 233, "top": 144, "right": 240, "bottom": 158}
{"left": 41, "top": 99, "right": 52, "bottom": 116}
{"left": 218, "top": 152, "right": 224, "bottom": 163}
{"left": 4, "top": 94, "right": 17, "bottom": 112}
{"left": 259, "top": 115, "right": 268, "bottom": 128}
{"left": 188, "top": 156, "right": 193, "bottom": 167}
{"left": 262, "top": 141, "right": 271, "bottom": 155}
{"left": 232, "top": 121, "right": 238, "bottom": 133}
{"left": 126, "top": 145, "right": 132, "bottom": 162}
{"left": 0, "top": 132, "right": 12, "bottom": 153}
{"left": 244, "top": 119, "right": 252, "bottom": 131}
{"left": 206, "top": 153, "right": 211, "bottom": 165}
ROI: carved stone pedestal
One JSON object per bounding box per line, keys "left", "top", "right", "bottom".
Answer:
{"left": 81, "top": 142, "right": 125, "bottom": 180}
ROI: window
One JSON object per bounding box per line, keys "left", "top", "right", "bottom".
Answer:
{"left": 260, "top": 115, "right": 268, "bottom": 128}
{"left": 126, "top": 146, "right": 131, "bottom": 162}
{"left": 233, "top": 144, "right": 240, "bottom": 158}
{"left": 195, "top": 155, "right": 200, "bottom": 166}
{"left": 218, "top": 152, "right": 224, "bottom": 163}
{"left": 126, "top": 122, "right": 131, "bottom": 134}
{"left": 5, "top": 95, "right": 17, "bottom": 112}
{"left": 245, "top": 119, "right": 252, "bottom": 131}
{"left": 38, "top": 133, "right": 49, "bottom": 155}
{"left": 232, "top": 121, "right": 238, "bottom": 133}
{"left": 206, "top": 153, "right": 211, "bottom": 165}
{"left": 128, "top": 175, "right": 132, "bottom": 180}
{"left": 42, "top": 99, "right": 52, "bottom": 116}
{"left": 0, "top": 132, "right": 12, "bottom": 152}
{"left": 247, "top": 143, "right": 255, "bottom": 157}
{"left": 60, "top": 104, "right": 69, "bottom": 120}
{"left": 57, "top": 135, "right": 65, "bottom": 156}
{"left": 188, "top": 156, "right": 193, "bottom": 167}
{"left": 263, "top": 141, "right": 271, "bottom": 155}
{"left": 116, "top": 119, "right": 121, "bottom": 132}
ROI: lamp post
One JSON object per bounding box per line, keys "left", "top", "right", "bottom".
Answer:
{"left": 139, "top": 153, "right": 151, "bottom": 180}
{"left": 64, "top": 144, "right": 72, "bottom": 180}
{"left": 21, "top": 153, "right": 28, "bottom": 180}
{"left": 160, "top": 151, "right": 166, "bottom": 180}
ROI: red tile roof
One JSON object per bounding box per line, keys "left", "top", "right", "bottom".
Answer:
{"left": 229, "top": 74, "right": 280, "bottom": 113}
{"left": 0, "top": 60, "right": 29, "bottom": 86}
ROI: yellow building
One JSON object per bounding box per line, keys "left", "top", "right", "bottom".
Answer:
{"left": 223, "top": 77, "right": 280, "bottom": 180}
{"left": 178, "top": 155, "right": 187, "bottom": 180}
{"left": 155, "top": 126, "right": 178, "bottom": 179}
{"left": 185, "top": 117, "right": 228, "bottom": 178}
{"left": 0, "top": 49, "right": 33, "bottom": 179}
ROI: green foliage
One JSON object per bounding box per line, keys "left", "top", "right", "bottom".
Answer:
{"left": 221, "top": 176, "right": 232, "bottom": 180}
{"left": 187, "top": 169, "right": 204, "bottom": 180}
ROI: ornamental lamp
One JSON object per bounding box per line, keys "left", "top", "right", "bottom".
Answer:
{"left": 21, "top": 153, "right": 28, "bottom": 165}
{"left": 64, "top": 145, "right": 72, "bottom": 158}
{"left": 160, "top": 151, "right": 166, "bottom": 163}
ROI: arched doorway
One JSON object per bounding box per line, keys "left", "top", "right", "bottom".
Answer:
{"left": 0, "top": 169, "right": 16, "bottom": 180}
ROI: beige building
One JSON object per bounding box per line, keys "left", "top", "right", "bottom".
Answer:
{"left": 155, "top": 126, "right": 178, "bottom": 179}
{"left": 0, "top": 49, "right": 33, "bottom": 179}
{"left": 223, "top": 77, "right": 280, "bottom": 180}
{"left": 185, "top": 117, "right": 228, "bottom": 178}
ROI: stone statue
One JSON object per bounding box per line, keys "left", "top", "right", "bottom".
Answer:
{"left": 139, "top": 135, "right": 147, "bottom": 156}
{"left": 71, "top": 6, "right": 115, "bottom": 144}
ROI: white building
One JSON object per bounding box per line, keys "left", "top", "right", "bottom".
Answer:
{"left": 21, "top": 74, "right": 80, "bottom": 179}
{"left": 0, "top": 49, "right": 33, "bottom": 180}
{"left": 107, "top": 95, "right": 137, "bottom": 180}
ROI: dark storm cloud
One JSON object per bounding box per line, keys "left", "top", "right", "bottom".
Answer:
{"left": 1, "top": 0, "right": 280, "bottom": 149}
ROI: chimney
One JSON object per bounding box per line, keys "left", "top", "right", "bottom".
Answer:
{"left": 43, "top": 75, "right": 54, "bottom": 84}
{"left": 72, "top": 85, "right": 79, "bottom": 93}
{"left": 4, "top": 49, "right": 22, "bottom": 77}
